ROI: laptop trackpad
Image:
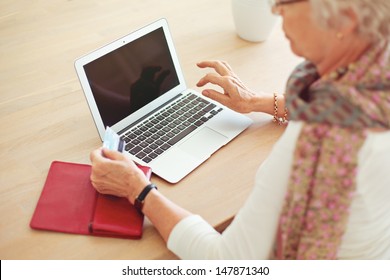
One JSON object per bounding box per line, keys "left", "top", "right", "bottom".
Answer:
{"left": 179, "top": 127, "right": 228, "bottom": 160}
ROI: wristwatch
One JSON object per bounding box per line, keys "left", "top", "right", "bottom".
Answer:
{"left": 134, "top": 183, "right": 157, "bottom": 213}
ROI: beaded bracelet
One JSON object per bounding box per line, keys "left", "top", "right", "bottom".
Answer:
{"left": 273, "top": 93, "right": 288, "bottom": 125}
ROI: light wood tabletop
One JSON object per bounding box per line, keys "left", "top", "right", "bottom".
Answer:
{"left": 0, "top": 0, "right": 301, "bottom": 259}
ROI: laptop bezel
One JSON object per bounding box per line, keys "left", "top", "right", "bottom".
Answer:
{"left": 74, "top": 18, "right": 187, "bottom": 140}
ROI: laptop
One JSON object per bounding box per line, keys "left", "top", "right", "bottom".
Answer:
{"left": 75, "top": 18, "right": 252, "bottom": 183}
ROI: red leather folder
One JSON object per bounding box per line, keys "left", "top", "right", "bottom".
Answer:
{"left": 30, "top": 161, "right": 152, "bottom": 239}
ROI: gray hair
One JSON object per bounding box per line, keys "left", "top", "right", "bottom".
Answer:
{"left": 310, "top": 0, "right": 390, "bottom": 41}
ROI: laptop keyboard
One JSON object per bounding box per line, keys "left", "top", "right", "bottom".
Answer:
{"left": 121, "top": 93, "right": 223, "bottom": 163}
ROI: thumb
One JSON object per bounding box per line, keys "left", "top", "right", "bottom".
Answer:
{"left": 102, "top": 148, "right": 126, "bottom": 161}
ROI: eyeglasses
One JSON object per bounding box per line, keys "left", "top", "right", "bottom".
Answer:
{"left": 269, "top": 0, "right": 308, "bottom": 15}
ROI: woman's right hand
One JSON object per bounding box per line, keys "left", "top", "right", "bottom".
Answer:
{"left": 90, "top": 148, "right": 150, "bottom": 204}
{"left": 196, "top": 60, "right": 259, "bottom": 113}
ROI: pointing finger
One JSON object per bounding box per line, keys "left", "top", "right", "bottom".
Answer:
{"left": 197, "top": 60, "right": 231, "bottom": 76}
{"left": 202, "top": 89, "right": 229, "bottom": 105}
{"left": 197, "top": 73, "right": 232, "bottom": 89}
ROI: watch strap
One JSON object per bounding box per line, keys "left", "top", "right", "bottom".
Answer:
{"left": 134, "top": 183, "right": 157, "bottom": 213}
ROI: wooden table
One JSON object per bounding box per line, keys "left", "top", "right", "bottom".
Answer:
{"left": 0, "top": 0, "right": 301, "bottom": 259}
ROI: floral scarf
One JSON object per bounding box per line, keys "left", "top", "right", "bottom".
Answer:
{"left": 277, "top": 42, "right": 390, "bottom": 259}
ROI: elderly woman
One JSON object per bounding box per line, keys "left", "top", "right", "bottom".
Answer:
{"left": 90, "top": 0, "right": 390, "bottom": 259}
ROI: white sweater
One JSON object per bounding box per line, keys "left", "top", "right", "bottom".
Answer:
{"left": 167, "top": 121, "right": 390, "bottom": 259}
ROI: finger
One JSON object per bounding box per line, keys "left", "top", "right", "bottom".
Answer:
{"left": 197, "top": 60, "right": 216, "bottom": 68}
{"left": 102, "top": 148, "right": 127, "bottom": 161}
{"left": 196, "top": 76, "right": 210, "bottom": 87}
{"left": 215, "top": 60, "right": 234, "bottom": 73}
{"left": 90, "top": 148, "right": 106, "bottom": 164}
{"left": 202, "top": 89, "right": 229, "bottom": 105}
{"left": 197, "top": 60, "right": 230, "bottom": 76}
{"left": 197, "top": 73, "right": 231, "bottom": 89}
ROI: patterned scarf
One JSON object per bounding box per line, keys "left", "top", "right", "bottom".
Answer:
{"left": 277, "top": 42, "right": 390, "bottom": 259}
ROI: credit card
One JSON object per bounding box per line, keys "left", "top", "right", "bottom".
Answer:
{"left": 102, "top": 126, "right": 125, "bottom": 152}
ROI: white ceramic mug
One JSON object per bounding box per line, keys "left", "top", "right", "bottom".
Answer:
{"left": 232, "top": 0, "right": 278, "bottom": 42}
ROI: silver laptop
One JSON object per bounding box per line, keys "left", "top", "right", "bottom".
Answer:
{"left": 75, "top": 18, "right": 252, "bottom": 183}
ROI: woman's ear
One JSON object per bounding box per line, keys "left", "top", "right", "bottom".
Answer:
{"left": 324, "top": 6, "right": 359, "bottom": 35}
{"left": 338, "top": 7, "right": 359, "bottom": 35}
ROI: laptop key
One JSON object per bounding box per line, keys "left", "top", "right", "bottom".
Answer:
{"left": 149, "top": 127, "right": 158, "bottom": 133}
{"left": 183, "top": 121, "right": 191, "bottom": 127}
{"left": 168, "top": 125, "right": 197, "bottom": 146}
{"left": 196, "top": 97, "right": 209, "bottom": 104}
{"left": 145, "top": 138, "right": 154, "bottom": 144}
{"left": 166, "top": 132, "right": 175, "bottom": 138}
{"left": 149, "top": 143, "right": 158, "bottom": 150}
{"left": 129, "top": 146, "right": 142, "bottom": 155}
{"left": 149, "top": 152, "right": 158, "bottom": 159}
{"left": 193, "top": 113, "right": 204, "bottom": 120}
{"left": 125, "top": 133, "right": 137, "bottom": 140}
{"left": 136, "top": 152, "right": 147, "bottom": 159}
{"left": 202, "top": 103, "right": 216, "bottom": 113}
{"left": 171, "top": 113, "right": 179, "bottom": 119}
{"left": 144, "top": 122, "right": 154, "bottom": 128}
{"left": 187, "top": 117, "right": 196, "bottom": 123}
{"left": 143, "top": 131, "right": 152, "bottom": 137}
{"left": 161, "top": 143, "right": 171, "bottom": 151}
{"left": 142, "top": 156, "right": 152, "bottom": 163}
{"left": 125, "top": 143, "right": 135, "bottom": 151}
{"left": 188, "top": 94, "right": 197, "bottom": 100}
{"left": 139, "top": 142, "right": 148, "bottom": 148}
{"left": 177, "top": 125, "right": 186, "bottom": 131}
{"left": 195, "top": 120, "right": 204, "bottom": 127}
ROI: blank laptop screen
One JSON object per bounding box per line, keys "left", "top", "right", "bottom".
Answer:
{"left": 83, "top": 27, "right": 180, "bottom": 127}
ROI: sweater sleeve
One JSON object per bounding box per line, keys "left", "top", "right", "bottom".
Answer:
{"left": 167, "top": 122, "right": 303, "bottom": 259}
{"left": 167, "top": 122, "right": 390, "bottom": 259}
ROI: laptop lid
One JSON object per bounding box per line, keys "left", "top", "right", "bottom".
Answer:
{"left": 75, "top": 18, "right": 186, "bottom": 140}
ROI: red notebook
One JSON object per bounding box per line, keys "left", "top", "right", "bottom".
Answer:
{"left": 30, "top": 161, "right": 152, "bottom": 239}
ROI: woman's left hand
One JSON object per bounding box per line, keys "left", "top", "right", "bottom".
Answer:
{"left": 196, "top": 60, "right": 258, "bottom": 113}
